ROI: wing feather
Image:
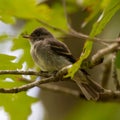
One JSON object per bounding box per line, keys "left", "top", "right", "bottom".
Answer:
{"left": 49, "top": 39, "right": 76, "bottom": 63}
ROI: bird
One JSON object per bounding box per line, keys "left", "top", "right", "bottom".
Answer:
{"left": 23, "top": 27, "right": 104, "bottom": 100}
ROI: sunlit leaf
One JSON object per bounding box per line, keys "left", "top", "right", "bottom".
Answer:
{"left": 0, "top": 15, "right": 15, "bottom": 24}
{"left": 12, "top": 36, "right": 34, "bottom": 68}
{"left": 0, "top": 78, "right": 38, "bottom": 120}
{"left": 0, "top": 34, "right": 8, "bottom": 41}
{"left": 42, "top": 2, "right": 68, "bottom": 31}
{"left": 0, "top": 92, "right": 37, "bottom": 120}
{"left": 36, "top": 4, "right": 51, "bottom": 20}
{"left": 0, "top": 0, "right": 51, "bottom": 23}
{"left": 0, "top": 54, "right": 20, "bottom": 70}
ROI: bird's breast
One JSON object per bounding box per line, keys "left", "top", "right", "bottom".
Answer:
{"left": 30, "top": 43, "right": 72, "bottom": 72}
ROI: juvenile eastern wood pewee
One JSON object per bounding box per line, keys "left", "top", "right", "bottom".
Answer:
{"left": 23, "top": 27, "right": 104, "bottom": 100}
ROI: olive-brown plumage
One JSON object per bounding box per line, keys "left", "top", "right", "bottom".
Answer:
{"left": 23, "top": 27, "right": 104, "bottom": 100}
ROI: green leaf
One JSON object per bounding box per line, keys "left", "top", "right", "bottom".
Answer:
{"left": 0, "top": 54, "right": 20, "bottom": 70}
{"left": 0, "top": 0, "right": 51, "bottom": 23}
{"left": 0, "top": 78, "right": 38, "bottom": 120}
{"left": 35, "top": 4, "right": 51, "bottom": 20}
{"left": 0, "top": 92, "right": 37, "bottom": 120}
{"left": 44, "top": 3, "right": 68, "bottom": 30}
{"left": 0, "top": 34, "right": 8, "bottom": 41}
{"left": 0, "top": 0, "right": 35, "bottom": 19}
{"left": 12, "top": 36, "right": 34, "bottom": 68}
{"left": 66, "top": 41, "right": 93, "bottom": 78}
{"left": 66, "top": 0, "right": 120, "bottom": 78}
{"left": 0, "top": 15, "right": 15, "bottom": 24}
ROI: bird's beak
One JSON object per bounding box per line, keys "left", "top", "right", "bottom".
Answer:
{"left": 22, "top": 34, "right": 31, "bottom": 39}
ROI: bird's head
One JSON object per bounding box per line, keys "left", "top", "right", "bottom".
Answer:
{"left": 23, "top": 27, "right": 54, "bottom": 44}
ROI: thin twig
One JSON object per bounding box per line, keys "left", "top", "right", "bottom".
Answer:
{"left": 91, "top": 39, "right": 120, "bottom": 65}
{"left": 62, "top": 0, "right": 106, "bottom": 44}
{"left": 0, "top": 76, "right": 54, "bottom": 93}
{"left": 0, "top": 70, "right": 51, "bottom": 77}
{"left": 112, "top": 53, "right": 120, "bottom": 90}
{"left": 36, "top": 19, "right": 119, "bottom": 46}
{"left": 101, "top": 56, "right": 112, "bottom": 88}
{"left": 0, "top": 70, "right": 39, "bottom": 75}
{"left": 15, "top": 76, "right": 81, "bottom": 97}
{"left": 62, "top": 0, "right": 108, "bottom": 46}
{"left": 36, "top": 19, "right": 68, "bottom": 34}
{"left": 99, "top": 90, "right": 120, "bottom": 101}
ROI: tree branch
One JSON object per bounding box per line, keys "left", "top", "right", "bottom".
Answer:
{"left": 0, "top": 76, "right": 55, "bottom": 93}
{"left": 0, "top": 66, "right": 120, "bottom": 101}
{"left": 112, "top": 52, "right": 120, "bottom": 90}
{"left": 101, "top": 57, "right": 112, "bottom": 88}
{"left": 99, "top": 90, "right": 120, "bottom": 101}
{"left": 0, "top": 70, "right": 51, "bottom": 77}
{"left": 91, "top": 39, "right": 120, "bottom": 65}
{"left": 0, "top": 66, "right": 69, "bottom": 93}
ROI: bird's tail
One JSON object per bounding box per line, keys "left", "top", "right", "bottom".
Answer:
{"left": 73, "top": 71, "right": 104, "bottom": 101}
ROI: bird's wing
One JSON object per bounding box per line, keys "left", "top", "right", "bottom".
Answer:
{"left": 49, "top": 39, "right": 76, "bottom": 63}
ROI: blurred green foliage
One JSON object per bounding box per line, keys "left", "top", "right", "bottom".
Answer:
{"left": 65, "top": 101, "right": 120, "bottom": 120}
